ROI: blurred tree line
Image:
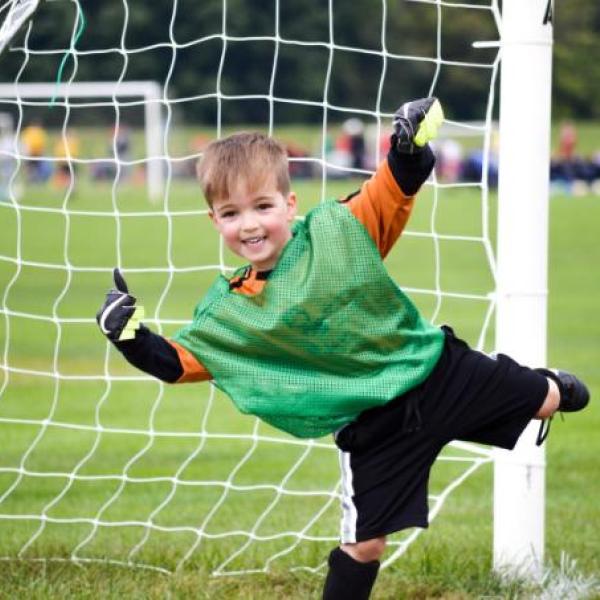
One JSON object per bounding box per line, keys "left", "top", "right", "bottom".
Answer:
{"left": 0, "top": 0, "right": 597, "bottom": 127}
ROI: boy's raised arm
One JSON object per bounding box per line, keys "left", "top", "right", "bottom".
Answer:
{"left": 96, "top": 269, "right": 211, "bottom": 383}
{"left": 342, "top": 97, "right": 443, "bottom": 258}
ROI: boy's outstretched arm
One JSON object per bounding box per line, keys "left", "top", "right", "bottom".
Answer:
{"left": 96, "top": 269, "right": 211, "bottom": 383}
{"left": 341, "top": 97, "right": 443, "bottom": 258}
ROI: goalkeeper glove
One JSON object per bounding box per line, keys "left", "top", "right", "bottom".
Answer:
{"left": 392, "top": 97, "right": 444, "bottom": 154}
{"left": 96, "top": 268, "right": 145, "bottom": 342}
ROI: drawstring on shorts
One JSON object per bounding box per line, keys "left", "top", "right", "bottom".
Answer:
{"left": 401, "top": 393, "right": 423, "bottom": 433}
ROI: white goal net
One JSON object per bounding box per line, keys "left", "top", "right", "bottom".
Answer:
{"left": 0, "top": 0, "right": 547, "bottom": 577}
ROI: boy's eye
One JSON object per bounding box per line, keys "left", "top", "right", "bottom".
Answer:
{"left": 257, "top": 202, "right": 273, "bottom": 210}
{"left": 221, "top": 210, "right": 236, "bottom": 218}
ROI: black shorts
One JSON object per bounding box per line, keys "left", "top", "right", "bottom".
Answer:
{"left": 334, "top": 326, "right": 548, "bottom": 543}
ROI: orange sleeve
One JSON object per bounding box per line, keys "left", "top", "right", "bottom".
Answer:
{"left": 343, "top": 159, "right": 415, "bottom": 259}
{"left": 168, "top": 339, "right": 213, "bottom": 383}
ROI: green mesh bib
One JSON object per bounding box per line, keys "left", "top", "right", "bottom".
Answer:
{"left": 173, "top": 200, "right": 444, "bottom": 438}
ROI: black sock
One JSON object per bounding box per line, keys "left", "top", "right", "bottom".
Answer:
{"left": 322, "top": 547, "right": 380, "bottom": 600}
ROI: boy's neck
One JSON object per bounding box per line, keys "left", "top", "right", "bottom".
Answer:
{"left": 251, "top": 267, "right": 271, "bottom": 280}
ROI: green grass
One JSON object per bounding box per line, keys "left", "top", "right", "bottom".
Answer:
{"left": 0, "top": 169, "right": 599, "bottom": 599}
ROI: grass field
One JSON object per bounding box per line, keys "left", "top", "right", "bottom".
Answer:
{"left": 0, "top": 163, "right": 599, "bottom": 599}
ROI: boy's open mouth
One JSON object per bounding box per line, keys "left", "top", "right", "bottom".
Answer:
{"left": 242, "top": 236, "right": 266, "bottom": 245}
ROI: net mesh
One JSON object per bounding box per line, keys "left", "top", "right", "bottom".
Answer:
{"left": 0, "top": 0, "right": 500, "bottom": 575}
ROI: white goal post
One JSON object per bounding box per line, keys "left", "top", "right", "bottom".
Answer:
{"left": 493, "top": 0, "right": 553, "bottom": 576}
{"left": 0, "top": 80, "right": 165, "bottom": 200}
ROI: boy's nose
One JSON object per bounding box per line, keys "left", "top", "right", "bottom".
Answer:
{"left": 240, "top": 212, "right": 259, "bottom": 231}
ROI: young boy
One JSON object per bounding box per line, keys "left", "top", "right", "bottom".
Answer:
{"left": 97, "top": 98, "right": 589, "bottom": 600}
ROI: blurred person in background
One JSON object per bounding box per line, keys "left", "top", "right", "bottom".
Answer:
{"left": 53, "top": 129, "right": 80, "bottom": 191}
{"left": 21, "top": 119, "right": 51, "bottom": 183}
{"left": 435, "top": 138, "right": 463, "bottom": 183}
{"left": 550, "top": 121, "right": 596, "bottom": 196}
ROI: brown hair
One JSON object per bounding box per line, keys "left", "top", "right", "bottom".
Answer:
{"left": 197, "top": 132, "right": 290, "bottom": 207}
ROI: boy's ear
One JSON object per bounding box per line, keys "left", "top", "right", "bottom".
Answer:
{"left": 286, "top": 192, "right": 298, "bottom": 221}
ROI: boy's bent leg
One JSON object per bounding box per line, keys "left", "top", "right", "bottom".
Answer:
{"left": 323, "top": 538, "right": 385, "bottom": 600}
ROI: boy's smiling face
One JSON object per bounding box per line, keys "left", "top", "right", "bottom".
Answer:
{"left": 209, "top": 175, "right": 297, "bottom": 272}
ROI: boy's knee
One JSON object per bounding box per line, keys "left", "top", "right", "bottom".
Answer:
{"left": 341, "top": 536, "right": 387, "bottom": 563}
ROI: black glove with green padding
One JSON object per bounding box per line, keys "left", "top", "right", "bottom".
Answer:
{"left": 392, "top": 97, "right": 444, "bottom": 154}
{"left": 96, "top": 268, "right": 145, "bottom": 342}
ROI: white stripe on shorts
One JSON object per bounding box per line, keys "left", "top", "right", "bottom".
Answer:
{"left": 338, "top": 449, "right": 358, "bottom": 544}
